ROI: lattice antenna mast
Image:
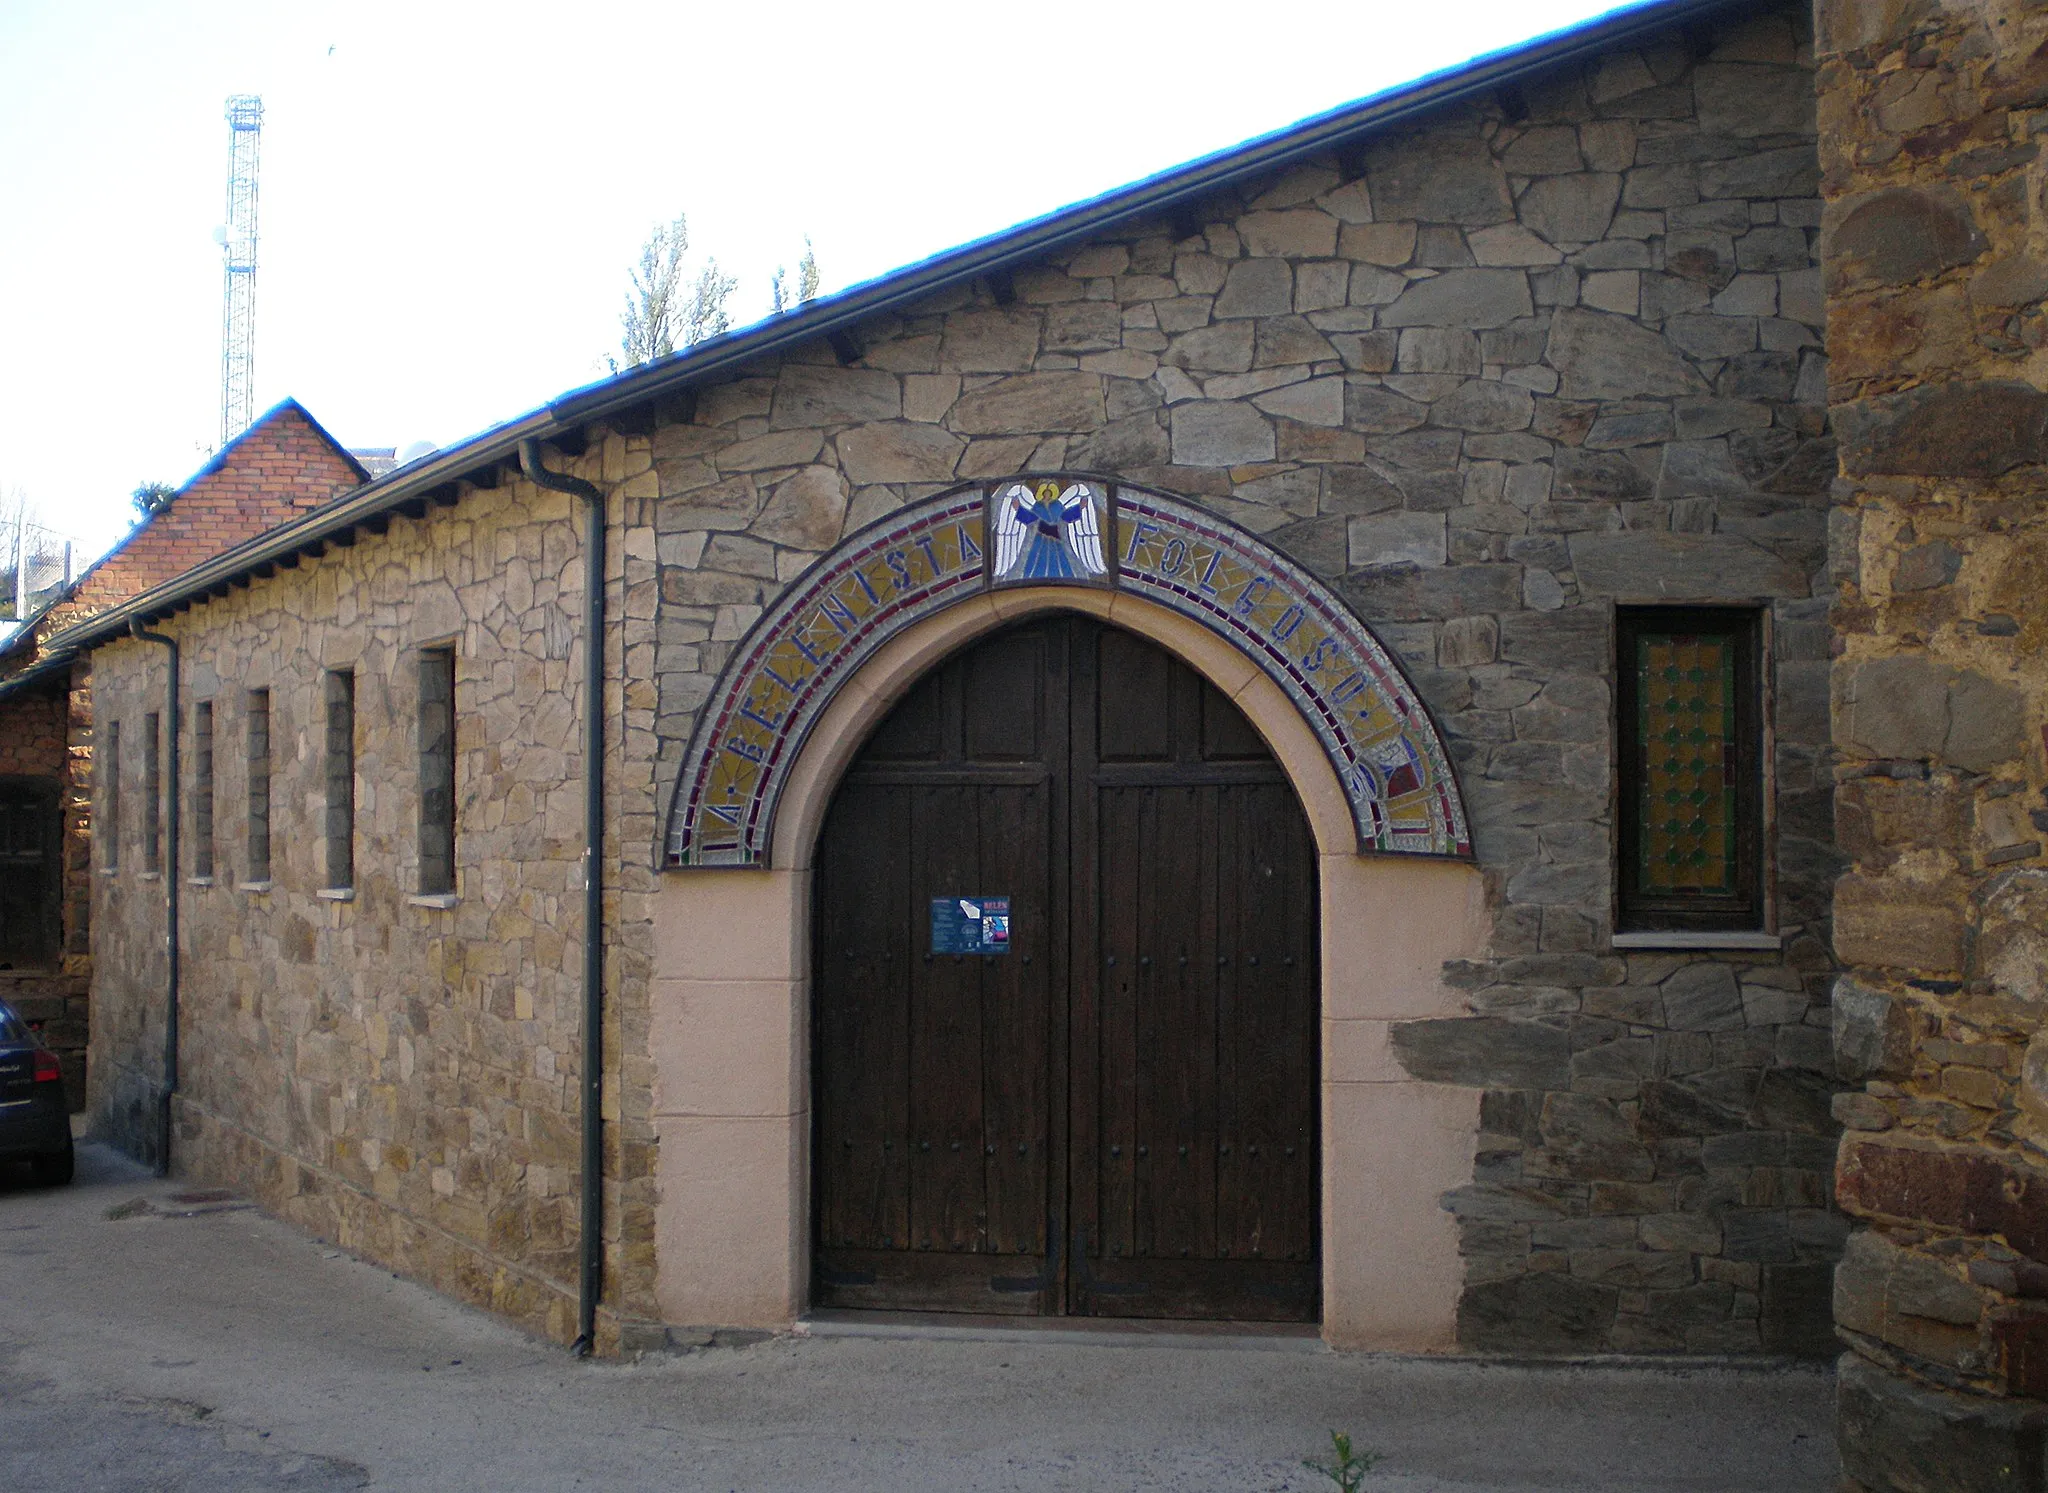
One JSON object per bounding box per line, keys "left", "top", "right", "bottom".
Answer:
{"left": 219, "top": 95, "right": 264, "bottom": 447}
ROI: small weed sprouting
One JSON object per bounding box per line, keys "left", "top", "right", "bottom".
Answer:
{"left": 1304, "top": 1429, "right": 1382, "bottom": 1492}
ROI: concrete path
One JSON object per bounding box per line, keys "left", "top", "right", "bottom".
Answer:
{"left": 1, "top": 1143, "right": 1838, "bottom": 1491}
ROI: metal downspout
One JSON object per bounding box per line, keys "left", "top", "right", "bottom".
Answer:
{"left": 518, "top": 438, "right": 606, "bottom": 1357}
{"left": 130, "top": 621, "right": 180, "bottom": 1176}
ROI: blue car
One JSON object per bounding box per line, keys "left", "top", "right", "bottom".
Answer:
{"left": 0, "top": 998, "right": 73, "bottom": 1185}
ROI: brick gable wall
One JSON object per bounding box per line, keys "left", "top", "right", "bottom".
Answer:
{"left": 47, "top": 401, "right": 364, "bottom": 635}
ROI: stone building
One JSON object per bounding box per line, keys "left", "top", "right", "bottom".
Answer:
{"left": 1813, "top": 0, "right": 2048, "bottom": 1487}
{"left": 0, "top": 400, "right": 367, "bottom": 1102}
{"left": 61, "top": 0, "right": 1847, "bottom": 1356}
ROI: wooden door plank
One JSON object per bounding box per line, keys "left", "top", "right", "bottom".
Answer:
{"left": 814, "top": 783, "right": 909, "bottom": 1252}
{"left": 978, "top": 780, "right": 1051, "bottom": 1259}
{"left": 908, "top": 783, "right": 989, "bottom": 1255}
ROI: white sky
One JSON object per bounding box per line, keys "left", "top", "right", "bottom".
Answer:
{"left": 0, "top": 0, "right": 1633, "bottom": 559}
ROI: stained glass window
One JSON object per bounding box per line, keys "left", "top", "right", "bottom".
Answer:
{"left": 1617, "top": 609, "right": 1762, "bottom": 931}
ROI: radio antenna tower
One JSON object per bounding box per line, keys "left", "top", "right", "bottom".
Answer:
{"left": 218, "top": 95, "right": 264, "bottom": 447}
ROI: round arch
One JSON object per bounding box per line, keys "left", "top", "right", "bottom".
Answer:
{"left": 662, "top": 477, "right": 1471, "bottom": 870}
{"left": 648, "top": 478, "right": 1492, "bottom": 1352}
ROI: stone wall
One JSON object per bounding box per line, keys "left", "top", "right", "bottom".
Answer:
{"left": 87, "top": 473, "right": 663, "bottom": 1347}
{"left": 5, "top": 399, "right": 366, "bottom": 1105}
{"left": 78, "top": 0, "right": 1844, "bottom": 1355}
{"left": 1814, "top": 0, "right": 2048, "bottom": 1483}
{"left": 637, "top": 0, "right": 1840, "bottom": 1353}
{"left": 0, "top": 687, "right": 65, "bottom": 781}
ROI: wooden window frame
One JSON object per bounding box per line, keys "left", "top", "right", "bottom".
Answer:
{"left": 102, "top": 719, "right": 121, "bottom": 871}
{"left": 417, "top": 648, "right": 456, "bottom": 897}
{"left": 0, "top": 774, "right": 62, "bottom": 967}
{"left": 193, "top": 700, "right": 215, "bottom": 880}
{"left": 324, "top": 670, "right": 355, "bottom": 890}
{"left": 1615, "top": 606, "right": 1765, "bottom": 933}
{"left": 246, "top": 689, "right": 272, "bottom": 884}
{"left": 142, "top": 710, "right": 161, "bottom": 873}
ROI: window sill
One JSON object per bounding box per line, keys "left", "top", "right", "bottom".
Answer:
{"left": 1613, "top": 930, "right": 1781, "bottom": 952}
{"left": 237, "top": 880, "right": 274, "bottom": 895}
{"left": 407, "top": 893, "right": 459, "bottom": 910}
{"left": 187, "top": 876, "right": 214, "bottom": 888}
{"left": 136, "top": 871, "right": 161, "bottom": 882}
{"left": 316, "top": 887, "right": 356, "bottom": 903}
{"left": 98, "top": 867, "right": 119, "bottom": 877}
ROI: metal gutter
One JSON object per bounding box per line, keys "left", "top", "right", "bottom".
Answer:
{"left": 544, "top": 0, "right": 1756, "bottom": 426}
{"left": 45, "top": 408, "right": 559, "bottom": 656}
{"left": 129, "top": 623, "right": 182, "bottom": 1176}
{"left": 46, "top": 0, "right": 1758, "bottom": 660}
{"left": 515, "top": 440, "right": 609, "bottom": 1358}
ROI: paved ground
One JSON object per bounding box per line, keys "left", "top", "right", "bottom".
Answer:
{"left": 0, "top": 1142, "right": 1838, "bottom": 1491}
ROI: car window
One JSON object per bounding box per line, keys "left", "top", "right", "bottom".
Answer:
{"left": 0, "top": 1010, "right": 24, "bottom": 1044}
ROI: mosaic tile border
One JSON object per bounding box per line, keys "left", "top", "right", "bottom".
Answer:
{"left": 664, "top": 478, "right": 1472, "bottom": 867}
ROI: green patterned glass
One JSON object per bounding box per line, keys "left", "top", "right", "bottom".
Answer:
{"left": 1634, "top": 633, "right": 1736, "bottom": 895}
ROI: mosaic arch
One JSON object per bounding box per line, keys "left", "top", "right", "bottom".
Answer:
{"left": 663, "top": 477, "right": 1474, "bottom": 868}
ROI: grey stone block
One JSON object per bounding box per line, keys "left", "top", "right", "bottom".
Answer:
{"left": 1662, "top": 964, "right": 1746, "bottom": 1032}
{"left": 1946, "top": 671, "right": 2027, "bottom": 773}
{"left": 1694, "top": 63, "right": 1815, "bottom": 138}
{"left": 1430, "top": 379, "right": 1535, "bottom": 432}
{"left": 767, "top": 364, "right": 901, "bottom": 428}
{"left": 1520, "top": 173, "right": 1624, "bottom": 244}
{"left": 1838, "top": 380, "right": 2048, "bottom": 478}
{"left": 1459, "top": 1273, "right": 1619, "bottom": 1352}
{"left": 1827, "top": 185, "right": 1988, "bottom": 291}
{"left": 1500, "top": 608, "right": 1609, "bottom": 669}
{"left": 1391, "top": 1016, "right": 1572, "bottom": 1089}
{"left": 1568, "top": 531, "right": 1809, "bottom": 600}
{"left": 1699, "top": 145, "right": 1820, "bottom": 201}
{"left": 1837, "top": 1351, "right": 2048, "bottom": 1493}
{"left": 1212, "top": 258, "right": 1294, "bottom": 319}
{"left": 1366, "top": 133, "right": 1515, "bottom": 226}
{"left": 1546, "top": 308, "right": 1708, "bottom": 400}
{"left": 1169, "top": 403, "right": 1274, "bottom": 465}
{"left": 1833, "top": 976, "right": 1917, "bottom": 1082}
{"left": 1339, "top": 563, "right": 1525, "bottom": 620}
{"left": 1379, "top": 269, "right": 1535, "bottom": 329}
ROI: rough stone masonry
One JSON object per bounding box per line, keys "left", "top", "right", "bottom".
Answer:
{"left": 82, "top": 0, "right": 1846, "bottom": 1357}
{"left": 647, "top": 0, "right": 1842, "bottom": 1357}
{"left": 1814, "top": 0, "right": 2048, "bottom": 1488}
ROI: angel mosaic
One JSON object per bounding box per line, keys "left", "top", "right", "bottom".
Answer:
{"left": 990, "top": 480, "right": 1108, "bottom": 583}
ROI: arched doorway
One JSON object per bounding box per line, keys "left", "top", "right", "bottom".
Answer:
{"left": 810, "top": 615, "right": 1320, "bottom": 1321}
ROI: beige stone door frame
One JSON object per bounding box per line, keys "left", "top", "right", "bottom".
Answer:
{"left": 650, "top": 586, "right": 1487, "bottom": 1348}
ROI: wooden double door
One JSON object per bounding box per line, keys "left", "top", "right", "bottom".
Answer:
{"left": 812, "top": 617, "right": 1320, "bottom": 1321}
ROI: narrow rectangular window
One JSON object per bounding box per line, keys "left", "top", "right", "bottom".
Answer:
{"left": 193, "top": 701, "right": 215, "bottom": 880}
{"left": 102, "top": 719, "right": 121, "bottom": 870}
{"left": 1616, "top": 608, "right": 1764, "bottom": 932}
{"left": 142, "top": 711, "right": 161, "bottom": 873}
{"left": 324, "top": 670, "right": 355, "bottom": 889}
{"left": 417, "top": 649, "right": 455, "bottom": 896}
{"left": 246, "top": 689, "right": 271, "bottom": 884}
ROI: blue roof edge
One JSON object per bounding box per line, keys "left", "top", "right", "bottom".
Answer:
{"left": 45, "top": 0, "right": 1773, "bottom": 658}
{"left": 546, "top": 0, "right": 1760, "bottom": 425}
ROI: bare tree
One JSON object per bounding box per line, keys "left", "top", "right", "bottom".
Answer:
{"left": 613, "top": 215, "right": 691, "bottom": 372}
{"left": 769, "top": 237, "right": 823, "bottom": 316}
{"left": 0, "top": 486, "right": 78, "bottom": 621}
{"left": 612, "top": 214, "right": 744, "bottom": 372}
{"left": 798, "top": 237, "right": 821, "bottom": 305}
{"left": 681, "top": 258, "right": 739, "bottom": 346}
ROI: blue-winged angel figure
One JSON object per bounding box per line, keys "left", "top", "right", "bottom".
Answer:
{"left": 991, "top": 480, "right": 1108, "bottom": 582}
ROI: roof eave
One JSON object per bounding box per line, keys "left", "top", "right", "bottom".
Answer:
{"left": 545, "top": 0, "right": 1754, "bottom": 428}
{"left": 48, "top": 0, "right": 1762, "bottom": 657}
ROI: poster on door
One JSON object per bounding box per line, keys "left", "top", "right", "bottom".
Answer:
{"left": 930, "top": 896, "right": 1010, "bottom": 955}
